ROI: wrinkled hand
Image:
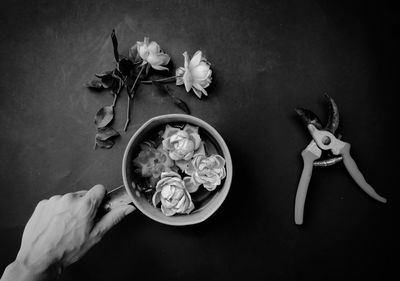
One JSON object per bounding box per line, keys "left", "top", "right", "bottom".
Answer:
{"left": 1, "top": 185, "right": 135, "bottom": 281}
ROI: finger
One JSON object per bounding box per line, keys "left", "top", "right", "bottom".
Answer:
{"left": 48, "top": 195, "right": 62, "bottom": 202}
{"left": 73, "top": 190, "right": 88, "bottom": 198}
{"left": 90, "top": 205, "right": 135, "bottom": 238}
{"left": 82, "top": 184, "right": 106, "bottom": 212}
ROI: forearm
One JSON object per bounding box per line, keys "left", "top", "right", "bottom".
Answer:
{"left": 1, "top": 260, "right": 59, "bottom": 281}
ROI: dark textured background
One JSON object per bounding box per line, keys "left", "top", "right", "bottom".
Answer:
{"left": 0, "top": 0, "right": 398, "bottom": 280}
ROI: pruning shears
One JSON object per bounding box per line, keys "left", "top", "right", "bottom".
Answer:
{"left": 294, "top": 95, "right": 387, "bottom": 225}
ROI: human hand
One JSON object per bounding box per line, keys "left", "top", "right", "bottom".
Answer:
{"left": 1, "top": 185, "right": 135, "bottom": 281}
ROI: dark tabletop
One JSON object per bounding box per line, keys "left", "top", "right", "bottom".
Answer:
{"left": 0, "top": 0, "right": 398, "bottom": 280}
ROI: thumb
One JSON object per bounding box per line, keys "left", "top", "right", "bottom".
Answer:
{"left": 91, "top": 205, "right": 135, "bottom": 238}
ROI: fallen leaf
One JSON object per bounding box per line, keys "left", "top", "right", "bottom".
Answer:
{"left": 95, "top": 138, "right": 114, "bottom": 149}
{"left": 118, "top": 58, "right": 134, "bottom": 76}
{"left": 94, "top": 106, "right": 114, "bottom": 128}
{"left": 86, "top": 79, "right": 103, "bottom": 89}
{"left": 111, "top": 29, "right": 119, "bottom": 62}
{"left": 96, "top": 127, "right": 120, "bottom": 141}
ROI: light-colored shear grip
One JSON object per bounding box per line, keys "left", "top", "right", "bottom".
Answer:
{"left": 294, "top": 142, "right": 321, "bottom": 225}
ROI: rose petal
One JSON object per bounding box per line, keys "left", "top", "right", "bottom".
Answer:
{"left": 191, "top": 63, "right": 210, "bottom": 80}
{"left": 147, "top": 41, "right": 160, "bottom": 53}
{"left": 151, "top": 65, "right": 169, "bottom": 71}
{"left": 161, "top": 205, "right": 176, "bottom": 216}
{"left": 183, "top": 177, "right": 199, "bottom": 193}
{"left": 161, "top": 197, "right": 175, "bottom": 208}
{"left": 170, "top": 130, "right": 188, "bottom": 142}
{"left": 221, "top": 167, "right": 226, "bottom": 179}
{"left": 214, "top": 155, "right": 226, "bottom": 168}
{"left": 160, "top": 171, "right": 181, "bottom": 179}
{"left": 189, "top": 50, "right": 202, "bottom": 69}
{"left": 137, "top": 37, "right": 149, "bottom": 60}
{"left": 175, "top": 194, "right": 187, "bottom": 210}
{"left": 193, "top": 83, "right": 208, "bottom": 97}
{"left": 182, "top": 150, "right": 193, "bottom": 160}
{"left": 185, "top": 201, "right": 195, "bottom": 214}
{"left": 193, "top": 172, "right": 206, "bottom": 185}
{"left": 146, "top": 53, "right": 170, "bottom": 68}
{"left": 189, "top": 133, "right": 201, "bottom": 150}
{"left": 162, "top": 139, "right": 174, "bottom": 151}
{"left": 192, "top": 87, "right": 203, "bottom": 98}
{"left": 183, "top": 124, "right": 199, "bottom": 135}
{"left": 162, "top": 125, "right": 181, "bottom": 139}
{"left": 161, "top": 185, "right": 173, "bottom": 198}
{"left": 183, "top": 51, "right": 189, "bottom": 69}
{"left": 183, "top": 70, "right": 193, "bottom": 93}
{"left": 152, "top": 169, "right": 161, "bottom": 179}
{"left": 176, "top": 76, "right": 184, "bottom": 85}
{"left": 156, "top": 178, "right": 169, "bottom": 190}
{"left": 194, "top": 142, "right": 206, "bottom": 157}
{"left": 150, "top": 53, "right": 171, "bottom": 66}
{"left": 175, "top": 159, "right": 189, "bottom": 171}
{"left": 168, "top": 151, "right": 181, "bottom": 161}
{"left": 152, "top": 191, "right": 161, "bottom": 206}
{"left": 198, "top": 78, "right": 211, "bottom": 89}
{"left": 176, "top": 67, "right": 185, "bottom": 77}
{"left": 203, "top": 182, "right": 217, "bottom": 191}
{"left": 185, "top": 161, "right": 196, "bottom": 176}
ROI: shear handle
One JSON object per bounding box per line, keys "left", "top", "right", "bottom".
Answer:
{"left": 339, "top": 143, "right": 387, "bottom": 203}
{"left": 295, "top": 142, "right": 321, "bottom": 225}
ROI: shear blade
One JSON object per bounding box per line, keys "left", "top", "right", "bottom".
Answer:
{"left": 324, "top": 94, "right": 340, "bottom": 134}
{"left": 295, "top": 108, "right": 323, "bottom": 130}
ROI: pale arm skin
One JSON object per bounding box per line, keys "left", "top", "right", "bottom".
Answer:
{"left": 0, "top": 185, "right": 135, "bottom": 281}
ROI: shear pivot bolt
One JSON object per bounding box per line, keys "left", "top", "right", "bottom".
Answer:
{"left": 322, "top": 136, "right": 331, "bottom": 145}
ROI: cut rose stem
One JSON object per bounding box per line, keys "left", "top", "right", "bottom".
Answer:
{"left": 123, "top": 95, "right": 131, "bottom": 131}
{"left": 124, "top": 64, "right": 145, "bottom": 131}
{"left": 129, "top": 65, "right": 145, "bottom": 95}
{"left": 141, "top": 76, "right": 177, "bottom": 84}
{"left": 111, "top": 93, "right": 118, "bottom": 107}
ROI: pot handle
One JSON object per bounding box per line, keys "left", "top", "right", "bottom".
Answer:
{"left": 99, "top": 185, "right": 135, "bottom": 215}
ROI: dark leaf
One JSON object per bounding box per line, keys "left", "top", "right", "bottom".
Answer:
{"left": 86, "top": 79, "right": 103, "bottom": 89}
{"left": 96, "top": 127, "right": 120, "bottom": 141}
{"left": 94, "top": 106, "right": 114, "bottom": 128}
{"left": 101, "top": 75, "right": 117, "bottom": 89}
{"left": 124, "top": 76, "right": 134, "bottom": 91}
{"left": 132, "top": 64, "right": 147, "bottom": 80}
{"left": 118, "top": 58, "right": 134, "bottom": 76}
{"left": 111, "top": 29, "right": 119, "bottom": 62}
{"left": 112, "top": 68, "right": 124, "bottom": 80}
{"left": 95, "top": 138, "right": 114, "bottom": 149}
{"left": 111, "top": 78, "right": 124, "bottom": 96}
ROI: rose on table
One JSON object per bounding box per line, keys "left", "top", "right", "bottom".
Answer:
{"left": 87, "top": 30, "right": 214, "bottom": 149}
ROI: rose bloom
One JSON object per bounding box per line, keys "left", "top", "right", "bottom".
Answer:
{"left": 133, "top": 143, "right": 174, "bottom": 179}
{"left": 162, "top": 124, "right": 202, "bottom": 161}
{"left": 136, "top": 37, "right": 170, "bottom": 71}
{"left": 184, "top": 154, "right": 226, "bottom": 192}
{"left": 176, "top": 50, "right": 212, "bottom": 99}
{"left": 152, "top": 172, "right": 194, "bottom": 216}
